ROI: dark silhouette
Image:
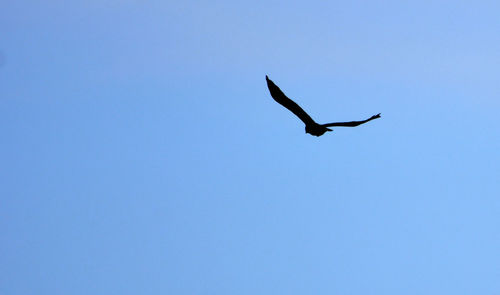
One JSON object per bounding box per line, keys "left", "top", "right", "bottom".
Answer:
{"left": 266, "top": 75, "right": 381, "bottom": 136}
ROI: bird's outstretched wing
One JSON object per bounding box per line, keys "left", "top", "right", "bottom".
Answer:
{"left": 266, "top": 76, "right": 316, "bottom": 125}
{"left": 322, "top": 113, "right": 381, "bottom": 127}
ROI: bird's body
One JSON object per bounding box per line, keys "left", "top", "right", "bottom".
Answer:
{"left": 265, "top": 75, "right": 380, "bottom": 137}
{"left": 305, "top": 123, "right": 332, "bottom": 137}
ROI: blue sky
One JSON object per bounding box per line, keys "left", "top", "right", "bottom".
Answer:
{"left": 1, "top": 1, "right": 499, "bottom": 294}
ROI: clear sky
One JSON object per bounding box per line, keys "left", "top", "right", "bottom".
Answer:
{"left": 1, "top": 1, "right": 499, "bottom": 294}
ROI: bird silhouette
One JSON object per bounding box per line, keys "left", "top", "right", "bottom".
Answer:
{"left": 266, "top": 75, "right": 381, "bottom": 137}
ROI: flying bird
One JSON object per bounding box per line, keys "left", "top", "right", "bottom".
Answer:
{"left": 266, "top": 75, "right": 381, "bottom": 137}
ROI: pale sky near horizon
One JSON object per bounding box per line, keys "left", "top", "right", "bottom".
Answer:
{"left": 1, "top": 1, "right": 499, "bottom": 294}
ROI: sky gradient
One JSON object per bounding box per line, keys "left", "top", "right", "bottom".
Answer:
{"left": 1, "top": 1, "right": 499, "bottom": 294}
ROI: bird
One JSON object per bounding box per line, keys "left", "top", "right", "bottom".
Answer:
{"left": 266, "top": 75, "right": 381, "bottom": 137}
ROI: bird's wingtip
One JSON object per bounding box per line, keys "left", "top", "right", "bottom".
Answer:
{"left": 265, "top": 75, "right": 269, "bottom": 80}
